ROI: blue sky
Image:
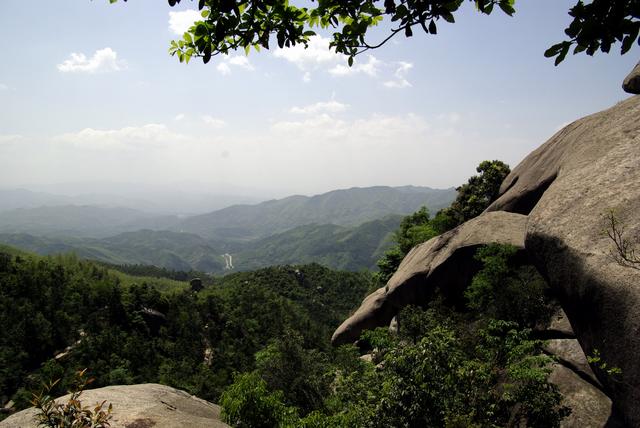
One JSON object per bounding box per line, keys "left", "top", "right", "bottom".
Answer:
{"left": 0, "top": 0, "right": 637, "bottom": 197}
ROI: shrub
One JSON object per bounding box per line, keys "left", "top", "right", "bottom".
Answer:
{"left": 31, "top": 369, "right": 112, "bottom": 428}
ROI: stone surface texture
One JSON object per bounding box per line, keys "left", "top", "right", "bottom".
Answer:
{"left": 549, "top": 364, "right": 616, "bottom": 428}
{"left": 623, "top": 62, "right": 640, "bottom": 94}
{"left": 487, "top": 94, "right": 640, "bottom": 426}
{"left": 331, "top": 211, "right": 527, "bottom": 345}
{"left": 0, "top": 384, "right": 229, "bottom": 428}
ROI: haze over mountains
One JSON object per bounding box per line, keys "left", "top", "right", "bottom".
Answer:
{"left": 0, "top": 185, "right": 455, "bottom": 273}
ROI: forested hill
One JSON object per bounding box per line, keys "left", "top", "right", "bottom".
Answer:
{"left": 0, "top": 246, "right": 373, "bottom": 416}
{"left": 0, "top": 215, "right": 402, "bottom": 274}
{"left": 175, "top": 186, "right": 455, "bottom": 240}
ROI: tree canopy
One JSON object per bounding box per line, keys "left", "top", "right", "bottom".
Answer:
{"left": 112, "top": 0, "right": 640, "bottom": 66}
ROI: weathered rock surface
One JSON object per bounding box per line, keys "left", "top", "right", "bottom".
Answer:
{"left": 623, "top": 62, "right": 640, "bottom": 94}
{"left": 487, "top": 94, "right": 640, "bottom": 426}
{"left": 331, "top": 211, "right": 528, "bottom": 345}
{"left": 0, "top": 384, "right": 229, "bottom": 428}
{"left": 546, "top": 308, "right": 574, "bottom": 338}
{"left": 549, "top": 364, "right": 618, "bottom": 428}
{"left": 544, "top": 338, "right": 599, "bottom": 386}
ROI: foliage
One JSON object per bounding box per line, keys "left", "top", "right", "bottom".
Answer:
{"left": 31, "top": 369, "right": 112, "bottom": 428}
{"left": 603, "top": 209, "right": 640, "bottom": 270}
{"left": 434, "top": 160, "right": 510, "bottom": 233}
{"left": 545, "top": 0, "right": 640, "bottom": 65}
{"left": 219, "top": 245, "right": 569, "bottom": 427}
{"left": 465, "top": 244, "right": 555, "bottom": 328}
{"left": 587, "top": 348, "right": 623, "bottom": 377}
{"left": 220, "top": 372, "right": 298, "bottom": 428}
{"left": 0, "top": 248, "right": 372, "bottom": 414}
{"left": 111, "top": 0, "right": 638, "bottom": 66}
{"left": 374, "top": 160, "right": 509, "bottom": 286}
{"left": 374, "top": 207, "right": 437, "bottom": 285}
{"left": 254, "top": 330, "right": 331, "bottom": 414}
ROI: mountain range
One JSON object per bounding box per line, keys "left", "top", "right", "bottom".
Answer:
{"left": 0, "top": 185, "right": 455, "bottom": 273}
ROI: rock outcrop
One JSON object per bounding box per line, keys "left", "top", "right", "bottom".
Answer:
{"left": 332, "top": 211, "right": 528, "bottom": 345}
{"left": 0, "top": 384, "right": 229, "bottom": 428}
{"left": 623, "top": 62, "right": 640, "bottom": 94}
{"left": 333, "top": 95, "right": 640, "bottom": 425}
{"left": 487, "top": 94, "right": 640, "bottom": 426}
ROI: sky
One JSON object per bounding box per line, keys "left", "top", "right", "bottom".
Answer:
{"left": 0, "top": 0, "right": 637, "bottom": 198}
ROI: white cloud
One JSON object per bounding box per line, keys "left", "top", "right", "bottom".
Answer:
{"left": 329, "top": 55, "right": 381, "bottom": 77}
{"left": 168, "top": 9, "right": 202, "bottom": 35}
{"left": 272, "top": 111, "right": 429, "bottom": 141}
{"left": 290, "top": 100, "right": 349, "bottom": 115}
{"left": 0, "top": 134, "right": 23, "bottom": 144}
{"left": 273, "top": 36, "right": 343, "bottom": 71}
{"left": 0, "top": 83, "right": 8, "bottom": 91}
{"left": 53, "top": 124, "right": 184, "bottom": 150}
{"left": 57, "top": 48, "right": 126, "bottom": 73}
{"left": 217, "top": 63, "right": 231, "bottom": 75}
{"left": 202, "top": 116, "right": 226, "bottom": 128}
{"left": 273, "top": 35, "right": 416, "bottom": 87}
{"left": 228, "top": 56, "right": 253, "bottom": 70}
{"left": 216, "top": 55, "right": 255, "bottom": 75}
{"left": 383, "top": 61, "right": 413, "bottom": 88}
{"left": 174, "top": 113, "right": 186, "bottom": 121}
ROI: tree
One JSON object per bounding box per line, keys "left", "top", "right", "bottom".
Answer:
{"left": 433, "top": 159, "right": 510, "bottom": 232}
{"left": 112, "top": 0, "right": 639, "bottom": 66}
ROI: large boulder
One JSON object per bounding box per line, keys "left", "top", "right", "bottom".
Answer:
{"left": 0, "top": 384, "right": 229, "bottom": 428}
{"left": 332, "top": 211, "right": 527, "bottom": 345}
{"left": 549, "top": 364, "right": 618, "bottom": 428}
{"left": 486, "top": 94, "right": 640, "bottom": 426}
{"left": 623, "top": 62, "right": 640, "bottom": 95}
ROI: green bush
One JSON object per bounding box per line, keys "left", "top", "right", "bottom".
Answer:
{"left": 31, "top": 369, "right": 112, "bottom": 428}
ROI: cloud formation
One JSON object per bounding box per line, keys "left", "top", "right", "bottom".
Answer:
{"left": 383, "top": 62, "right": 413, "bottom": 88}
{"left": 273, "top": 36, "right": 342, "bottom": 72}
{"left": 168, "top": 9, "right": 202, "bottom": 35}
{"left": 216, "top": 55, "right": 255, "bottom": 75}
{"left": 202, "top": 116, "right": 226, "bottom": 128}
{"left": 0, "top": 134, "right": 23, "bottom": 145}
{"left": 290, "top": 100, "right": 349, "bottom": 115}
{"left": 329, "top": 55, "right": 381, "bottom": 77}
{"left": 57, "top": 48, "right": 126, "bottom": 74}
{"left": 53, "top": 124, "right": 184, "bottom": 150}
{"left": 273, "top": 36, "right": 413, "bottom": 87}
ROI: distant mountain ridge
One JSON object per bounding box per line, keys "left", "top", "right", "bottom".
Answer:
{"left": 0, "top": 185, "right": 455, "bottom": 273}
{"left": 0, "top": 215, "right": 402, "bottom": 274}
{"left": 176, "top": 185, "right": 455, "bottom": 240}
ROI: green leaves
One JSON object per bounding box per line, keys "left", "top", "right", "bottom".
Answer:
{"left": 159, "top": 0, "right": 522, "bottom": 66}
{"left": 549, "top": 0, "right": 640, "bottom": 65}
{"left": 545, "top": 41, "right": 571, "bottom": 66}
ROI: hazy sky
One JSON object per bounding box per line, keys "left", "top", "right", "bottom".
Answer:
{"left": 0, "top": 1, "right": 637, "bottom": 197}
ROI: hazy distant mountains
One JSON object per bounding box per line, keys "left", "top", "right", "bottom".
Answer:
{"left": 0, "top": 188, "right": 263, "bottom": 216}
{"left": 0, "top": 185, "right": 455, "bottom": 273}
{"left": 177, "top": 186, "right": 455, "bottom": 240}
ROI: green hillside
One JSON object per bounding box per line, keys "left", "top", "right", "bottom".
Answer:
{"left": 177, "top": 186, "right": 455, "bottom": 240}
{"left": 0, "top": 216, "right": 402, "bottom": 274}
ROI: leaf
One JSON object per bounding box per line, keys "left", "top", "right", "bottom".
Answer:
{"left": 429, "top": 20, "right": 437, "bottom": 34}
{"left": 405, "top": 25, "right": 412, "bottom": 37}
{"left": 544, "top": 43, "right": 563, "bottom": 58}
{"left": 498, "top": 3, "right": 515, "bottom": 16}
{"left": 199, "top": 0, "right": 206, "bottom": 10}
{"left": 441, "top": 11, "right": 455, "bottom": 23}
{"left": 554, "top": 43, "right": 570, "bottom": 66}
{"left": 621, "top": 24, "right": 640, "bottom": 55}
{"left": 348, "top": 56, "right": 354, "bottom": 67}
